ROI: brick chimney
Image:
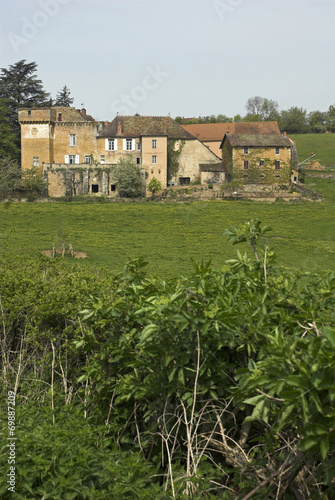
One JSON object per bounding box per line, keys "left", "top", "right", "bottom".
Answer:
{"left": 163, "top": 121, "right": 167, "bottom": 133}
{"left": 105, "top": 121, "right": 109, "bottom": 127}
{"left": 81, "top": 108, "right": 86, "bottom": 116}
{"left": 283, "top": 131, "right": 287, "bottom": 136}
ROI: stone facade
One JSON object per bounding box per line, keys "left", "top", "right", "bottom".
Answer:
{"left": 220, "top": 134, "right": 294, "bottom": 185}
{"left": 174, "top": 139, "right": 221, "bottom": 184}
{"left": 182, "top": 122, "right": 281, "bottom": 159}
{"left": 19, "top": 108, "right": 221, "bottom": 196}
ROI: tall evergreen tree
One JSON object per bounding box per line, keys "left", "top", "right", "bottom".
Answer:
{"left": 0, "top": 60, "right": 50, "bottom": 124}
{"left": 54, "top": 85, "right": 74, "bottom": 106}
{"left": 0, "top": 98, "right": 20, "bottom": 161}
{"left": 0, "top": 60, "right": 50, "bottom": 161}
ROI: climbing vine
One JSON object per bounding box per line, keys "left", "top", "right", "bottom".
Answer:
{"left": 167, "top": 139, "right": 185, "bottom": 181}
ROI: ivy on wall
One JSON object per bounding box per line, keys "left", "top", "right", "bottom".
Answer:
{"left": 167, "top": 139, "right": 185, "bottom": 181}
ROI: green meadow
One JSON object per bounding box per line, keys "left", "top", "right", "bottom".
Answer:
{"left": 291, "top": 133, "right": 335, "bottom": 167}
{"left": 1, "top": 177, "right": 334, "bottom": 277}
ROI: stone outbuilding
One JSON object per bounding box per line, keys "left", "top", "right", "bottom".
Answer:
{"left": 220, "top": 133, "right": 295, "bottom": 185}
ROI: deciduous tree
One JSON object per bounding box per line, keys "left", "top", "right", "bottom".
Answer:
{"left": 113, "top": 156, "right": 144, "bottom": 198}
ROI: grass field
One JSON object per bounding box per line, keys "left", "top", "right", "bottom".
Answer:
{"left": 1, "top": 177, "right": 334, "bottom": 277}
{"left": 290, "top": 133, "right": 335, "bottom": 167}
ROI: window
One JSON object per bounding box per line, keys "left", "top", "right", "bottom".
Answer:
{"left": 70, "top": 134, "right": 76, "bottom": 146}
{"left": 259, "top": 160, "right": 264, "bottom": 167}
{"left": 152, "top": 155, "right": 157, "bottom": 164}
{"left": 58, "top": 113, "right": 62, "bottom": 122}
{"left": 32, "top": 127, "right": 37, "bottom": 134}
{"left": 126, "top": 139, "right": 132, "bottom": 151}
{"left": 137, "top": 143, "right": 141, "bottom": 151}
{"left": 179, "top": 177, "right": 190, "bottom": 186}
{"left": 28, "top": 110, "right": 31, "bottom": 116}
{"left": 91, "top": 184, "right": 99, "bottom": 193}
{"left": 136, "top": 157, "right": 141, "bottom": 165}
{"left": 69, "top": 155, "right": 76, "bottom": 164}
{"left": 108, "top": 139, "right": 115, "bottom": 151}
{"left": 85, "top": 156, "right": 91, "bottom": 165}
{"left": 275, "top": 147, "right": 280, "bottom": 155}
{"left": 110, "top": 184, "right": 116, "bottom": 192}
{"left": 33, "top": 157, "right": 39, "bottom": 167}
{"left": 152, "top": 139, "right": 157, "bottom": 149}
{"left": 244, "top": 147, "right": 249, "bottom": 154}
{"left": 243, "top": 160, "right": 249, "bottom": 170}
{"left": 100, "top": 155, "right": 105, "bottom": 164}
{"left": 275, "top": 160, "right": 280, "bottom": 170}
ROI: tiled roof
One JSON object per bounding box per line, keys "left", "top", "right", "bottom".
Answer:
{"left": 182, "top": 122, "right": 280, "bottom": 141}
{"left": 98, "top": 116, "right": 194, "bottom": 139}
{"left": 142, "top": 121, "right": 167, "bottom": 136}
{"left": 221, "top": 134, "right": 293, "bottom": 148}
{"left": 51, "top": 107, "right": 91, "bottom": 122}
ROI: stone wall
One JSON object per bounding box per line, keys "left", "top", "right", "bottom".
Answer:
{"left": 222, "top": 143, "right": 292, "bottom": 185}
{"left": 174, "top": 139, "right": 221, "bottom": 183}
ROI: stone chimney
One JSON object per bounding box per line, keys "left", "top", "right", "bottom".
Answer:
{"left": 163, "top": 121, "right": 167, "bottom": 134}
{"left": 117, "top": 121, "right": 122, "bottom": 135}
{"left": 81, "top": 108, "right": 86, "bottom": 116}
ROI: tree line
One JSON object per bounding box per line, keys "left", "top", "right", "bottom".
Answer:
{"left": 175, "top": 96, "right": 335, "bottom": 135}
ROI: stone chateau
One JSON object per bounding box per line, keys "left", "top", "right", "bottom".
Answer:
{"left": 19, "top": 107, "right": 296, "bottom": 197}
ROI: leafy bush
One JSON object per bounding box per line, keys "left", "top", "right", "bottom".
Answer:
{"left": 112, "top": 156, "right": 144, "bottom": 198}
{"left": 1, "top": 223, "right": 335, "bottom": 498}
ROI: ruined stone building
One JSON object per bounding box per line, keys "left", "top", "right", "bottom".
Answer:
{"left": 18, "top": 107, "right": 221, "bottom": 197}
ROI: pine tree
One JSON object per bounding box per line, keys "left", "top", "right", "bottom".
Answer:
{"left": 54, "top": 85, "right": 74, "bottom": 107}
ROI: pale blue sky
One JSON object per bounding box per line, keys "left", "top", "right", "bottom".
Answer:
{"left": 1, "top": 0, "right": 334, "bottom": 120}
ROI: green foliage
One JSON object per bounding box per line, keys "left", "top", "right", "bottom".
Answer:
{"left": 167, "top": 139, "right": 185, "bottom": 181}
{"left": 54, "top": 85, "right": 74, "bottom": 107}
{"left": 0, "top": 98, "right": 19, "bottom": 161}
{"left": 0, "top": 223, "right": 335, "bottom": 497}
{"left": 147, "top": 177, "right": 162, "bottom": 196}
{"left": 279, "top": 106, "right": 310, "bottom": 134}
{"left": 21, "top": 166, "right": 44, "bottom": 199}
{"left": 223, "top": 218, "right": 272, "bottom": 260}
{"left": 112, "top": 155, "right": 144, "bottom": 198}
{"left": 0, "top": 403, "right": 161, "bottom": 499}
{"left": 0, "top": 60, "right": 50, "bottom": 122}
{"left": 0, "top": 156, "right": 21, "bottom": 199}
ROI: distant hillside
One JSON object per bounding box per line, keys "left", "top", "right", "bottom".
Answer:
{"left": 290, "top": 133, "right": 335, "bottom": 167}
